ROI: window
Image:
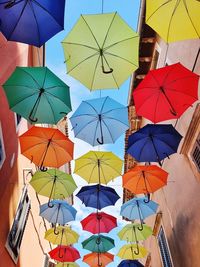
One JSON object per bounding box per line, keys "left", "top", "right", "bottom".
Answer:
{"left": 43, "top": 254, "right": 55, "bottom": 267}
{"left": 191, "top": 133, "right": 200, "bottom": 172}
{"left": 15, "top": 113, "right": 21, "bottom": 126}
{"left": 158, "top": 226, "right": 173, "bottom": 267}
{"left": 0, "top": 122, "right": 6, "bottom": 169}
{"left": 5, "top": 186, "right": 31, "bottom": 264}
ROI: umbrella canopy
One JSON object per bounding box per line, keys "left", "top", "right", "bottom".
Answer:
{"left": 62, "top": 12, "right": 139, "bottom": 90}
{"left": 76, "top": 184, "right": 120, "bottom": 210}
{"left": 70, "top": 96, "right": 129, "bottom": 146}
{"left": 118, "top": 260, "right": 144, "bottom": 267}
{"left": 120, "top": 197, "right": 158, "bottom": 230}
{"left": 133, "top": 63, "right": 199, "bottom": 123}
{"left": 83, "top": 252, "right": 114, "bottom": 267}
{"left": 44, "top": 226, "right": 79, "bottom": 246}
{"left": 30, "top": 169, "right": 77, "bottom": 204}
{"left": 123, "top": 165, "right": 168, "bottom": 196}
{"left": 82, "top": 234, "right": 115, "bottom": 253}
{"left": 56, "top": 263, "right": 79, "bottom": 267}
{"left": 0, "top": 0, "right": 66, "bottom": 47}
{"left": 117, "top": 244, "right": 148, "bottom": 260}
{"left": 49, "top": 246, "right": 80, "bottom": 262}
{"left": 81, "top": 212, "right": 117, "bottom": 234}
{"left": 3, "top": 67, "right": 71, "bottom": 124}
{"left": 40, "top": 200, "right": 77, "bottom": 232}
{"left": 146, "top": 0, "right": 200, "bottom": 43}
{"left": 127, "top": 124, "right": 182, "bottom": 165}
{"left": 19, "top": 126, "right": 74, "bottom": 169}
{"left": 74, "top": 151, "right": 123, "bottom": 184}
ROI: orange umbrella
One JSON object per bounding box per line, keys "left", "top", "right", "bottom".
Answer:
{"left": 83, "top": 252, "right": 114, "bottom": 267}
{"left": 123, "top": 165, "right": 168, "bottom": 199}
{"left": 19, "top": 126, "right": 74, "bottom": 169}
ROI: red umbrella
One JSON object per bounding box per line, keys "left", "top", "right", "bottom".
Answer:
{"left": 81, "top": 212, "right": 117, "bottom": 234}
{"left": 49, "top": 246, "right": 80, "bottom": 262}
{"left": 133, "top": 63, "right": 199, "bottom": 123}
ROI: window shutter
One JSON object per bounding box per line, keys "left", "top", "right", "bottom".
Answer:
{"left": 158, "top": 227, "right": 173, "bottom": 267}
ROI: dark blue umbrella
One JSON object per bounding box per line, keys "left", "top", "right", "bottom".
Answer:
{"left": 0, "top": 0, "right": 66, "bottom": 47}
{"left": 127, "top": 124, "right": 182, "bottom": 165}
{"left": 76, "top": 184, "right": 120, "bottom": 210}
{"left": 118, "top": 260, "right": 144, "bottom": 267}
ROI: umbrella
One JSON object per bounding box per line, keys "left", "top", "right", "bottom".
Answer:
{"left": 56, "top": 263, "right": 79, "bottom": 267}
{"left": 30, "top": 169, "right": 77, "bottom": 206}
{"left": 44, "top": 226, "right": 79, "bottom": 246}
{"left": 127, "top": 124, "right": 182, "bottom": 165}
{"left": 62, "top": 12, "right": 139, "bottom": 90}
{"left": 81, "top": 211, "right": 117, "bottom": 234}
{"left": 40, "top": 200, "right": 77, "bottom": 234}
{"left": 82, "top": 234, "right": 115, "bottom": 253}
{"left": 0, "top": 0, "right": 66, "bottom": 47}
{"left": 83, "top": 252, "right": 114, "bottom": 267}
{"left": 117, "top": 244, "right": 148, "bottom": 260}
{"left": 76, "top": 184, "right": 120, "bottom": 210}
{"left": 133, "top": 63, "right": 199, "bottom": 123}
{"left": 3, "top": 67, "right": 72, "bottom": 124}
{"left": 118, "top": 260, "right": 144, "bottom": 267}
{"left": 74, "top": 151, "right": 123, "bottom": 184}
{"left": 118, "top": 224, "right": 152, "bottom": 255}
{"left": 146, "top": 0, "right": 200, "bottom": 43}
{"left": 122, "top": 165, "right": 168, "bottom": 201}
{"left": 49, "top": 245, "right": 80, "bottom": 262}
{"left": 120, "top": 197, "right": 158, "bottom": 230}
{"left": 19, "top": 126, "right": 74, "bottom": 170}
{"left": 70, "top": 96, "right": 129, "bottom": 146}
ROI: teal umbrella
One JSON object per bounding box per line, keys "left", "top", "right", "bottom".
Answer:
{"left": 3, "top": 67, "right": 71, "bottom": 124}
{"left": 82, "top": 234, "right": 115, "bottom": 253}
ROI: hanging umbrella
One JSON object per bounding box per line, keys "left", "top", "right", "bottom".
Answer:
{"left": 82, "top": 234, "right": 115, "bottom": 253}
{"left": 81, "top": 211, "right": 117, "bottom": 234}
{"left": 118, "top": 260, "right": 144, "bottom": 267}
{"left": 83, "top": 252, "right": 114, "bottom": 267}
{"left": 0, "top": 0, "right": 66, "bottom": 47}
{"left": 40, "top": 200, "right": 77, "bottom": 234}
{"left": 146, "top": 0, "right": 200, "bottom": 43}
{"left": 70, "top": 96, "right": 129, "bottom": 146}
{"left": 74, "top": 151, "right": 123, "bottom": 184}
{"left": 122, "top": 165, "right": 168, "bottom": 201}
{"left": 76, "top": 184, "right": 120, "bottom": 210}
{"left": 19, "top": 126, "right": 74, "bottom": 170}
{"left": 56, "top": 263, "right": 79, "bottom": 267}
{"left": 62, "top": 12, "right": 139, "bottom": 90}
{"left": 3, "top": 67, "right": 72, "bottom": 124}
{"left": 127, "top": 124, "right": 182, "bottom": 165}
{"left": 117, "top": 244, "right": 148, "bottom": 260}
{"left": 120, "top": 197, "right": 158, "bottom": 230}
{"left": 44, "top": 226, "right": 79, "bottom": 246}
{"left": 30, "top": 169, "right": 77, "bottom": 206}
{"left": 133, "top": 63, "right": 199, "bottom": 123}
{"left": 49, "top": 246, "right": 80, "bottom": 262}
{"left": 118, "top": 224, "right": 152, "bottom": 255}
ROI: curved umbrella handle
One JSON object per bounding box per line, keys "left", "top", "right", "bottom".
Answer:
{"left": 134, "top": 242, "right": 140, "bottom": 255}
{"left": 40, "top": 166, "right": 48, "bottom": 172}
{"left": 170, "top": 109, "right": 177, "bottom": 116}
{"left": 28, "top": 114, "right": 38, "bottom": 123}
{"left": 137, "top": 223, "right": 144, "bottom": 231}
{"left": 101, "top": 65, "right": 113, "bottom": 74}
{"left": 48, "top": 198, "right": 54, "bottom": 208}
{"left": 144, "top": 193, "right": 150, "bottom": 203}
{"left": 54, "top": 226, "right": 60, "bottom": 235}
{"left": 97, "top": 137, "right": 104, "bottom": 145}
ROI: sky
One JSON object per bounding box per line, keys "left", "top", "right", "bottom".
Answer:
{"left": 46, "top": 0, "right": 141, "bottom": 265}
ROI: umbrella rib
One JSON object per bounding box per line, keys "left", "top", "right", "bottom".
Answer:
{"left": 164, "top": 74, "right": 199, "bottom": 87}
{"left": 153, "top": 135, "right": 179, "bottom": 152}
{"left": 101, "top": 120, "right": 115, "bottom": 143}
{"left": 90, "top": 54, "right": 101, "bottom": 89}
{"left": 163, "top": 86, "right": 198, "bottom": 99}
{"left": 42, "top": 66, "right": 48, "bottom": 88}
{"left": 84, "top": 100, "right": 99, "bottom": 114}
{"left": 44, "top": 90, "right": 72, "bottom": 107}
{"left": 183, "top": 0, "right": 200, "bottom": 38}
{"left": 99, "top": 97, "right": 108, "bottom": 114}
{"left": 28, "top": 0, "right": 41, "bottom": 45}
{"left": 70, "top": 114, "right": 97, "bottom": 119}
{"left": 73, "top": 118, "right": 98, "bottom": 137}
{"left": 88, "top": 164, "right": 98, "bottom": 184}
{"left": 102, "top": 106, "right": 128, "bottom": 115}
{"left": 99, "top": 164, "right": 108, "bottom": 184}
{"left": 102, "top": 12, "right": 117, "bottom": 48}
{"left": 18, "top": 68, "right": 41, "bottom": 88}
{"left": 103, "top": 36, "right": 139, "bottom": 52}
{"left": 166, "top": 0, "right": 180, "bottom": 42}
{"left": 100, "top": 161, "right": 122, "bottom": 176}
{"left": 162, "top": 64, "right": 177, "bottom": 87}
{"left": 146, "top": 0, "right": 173, "bottom": 22}
{"left": 62, "top": 42, "right": 99, "bottom": 52}
{"left": 43, "top": 93, "right": 57, "bottom": 124}
{"left": 104, "top": 51, "right": 139, "bottom": 68}
{"left": 102, "top": 116, "right": 129, "bottom": 127}
{"left": 92, "top": 118, "right": 100, "bottom": 145}
{"left": 153, "top": 92, "right": 161, "bottom": 122}
{"left": 5, "top": 92, "right": 39, "bottom": 109}
{"left": 74, "top": 162, "right": 95, "bottom": 175}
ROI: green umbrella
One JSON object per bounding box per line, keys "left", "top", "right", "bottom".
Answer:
{"left": 56, "top": 263, "right": 79, "bottom": 267}
{"left": 82, "top": 234, "right": 115, "bottom": 253}
{"left": 118, "top": 223, "right": 153, "bottom": 255}
{"left": 62, "top": 12, "right": 139, "bottom": 90}
{"left": 30, "top": 169, "right": 77, "bottom": 206}
{"left": 3, "top": 67, "right": 71, "bottom": 124}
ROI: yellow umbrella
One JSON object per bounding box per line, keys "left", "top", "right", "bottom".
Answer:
{"left": 56, "top": 263, "right": 79, "bottom": 267}
{"left": 117, "top": 244, "right": 148, "bottom": 260}
{"left": 146, "top": 0, "right": 200, "bottom": 43}
{"left": 44, "top": 226, "right": 79, "bottom": 246}
{"left": 74, "top": 151, "right": 123, "bottom": 184}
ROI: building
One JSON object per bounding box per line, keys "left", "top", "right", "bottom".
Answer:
{"left": 124, "top": 1, "right": 200, "bottom": 267}
{"left": 0, "top": 33, "right": 71, "bottom": 267}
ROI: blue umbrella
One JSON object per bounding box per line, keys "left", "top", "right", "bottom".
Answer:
{"left": 118, "top": 260, "right": 144, "bottom": 267}
{"left": 120, "top": 197, "right": 158, "bottom": 230}
{"left": 40, "top": 200, "right": 77, "bottom": 234}
{"left": 70, "top": 96, "right": 129, "bottom": 146}
{"left": 0, "top": 0, "right": 66, "bottom": 47}
{"left": 76, "top": 184, "right": 120, "bottom": 210}
{"left": 127, "top": 124, "right": 182, "bottom": 165}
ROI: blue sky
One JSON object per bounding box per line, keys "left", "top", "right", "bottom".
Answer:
{"left": 46, "top": 0, "right": 141, "bottom": 265}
